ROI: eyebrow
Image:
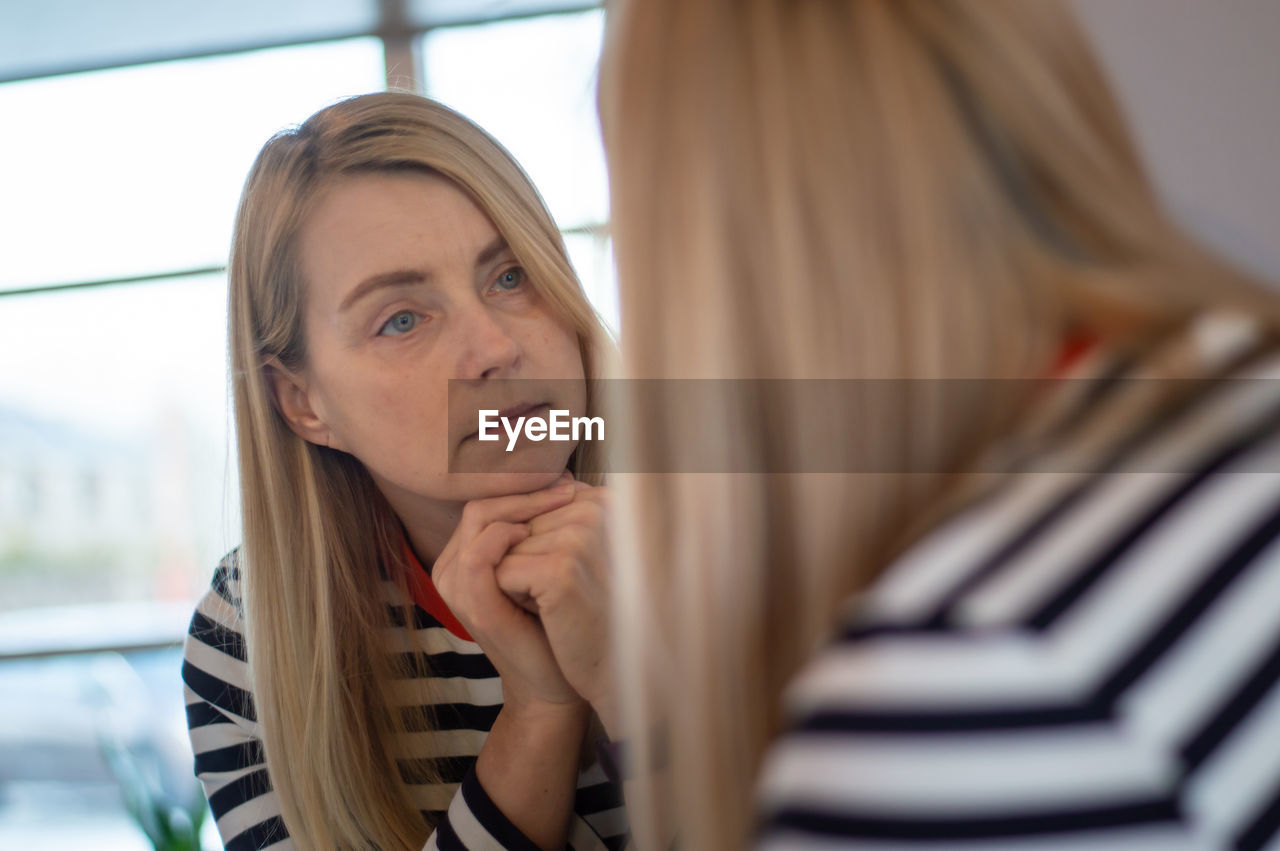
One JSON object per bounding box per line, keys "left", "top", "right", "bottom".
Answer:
{"left": 338, "top": 235, "right": 512, "bottom": 313}
{"left": 474, "top": 234, "right": 511, "bottom": 270}
{"left": 339, "top": 269, "right": 427, "bottom": 313}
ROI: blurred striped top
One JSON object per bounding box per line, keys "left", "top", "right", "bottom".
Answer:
{"left": 758, "top": 309, "right": 1280, "bottom": 850}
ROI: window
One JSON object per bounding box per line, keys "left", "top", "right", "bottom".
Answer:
{"left": 0, "top": 39, "right": 388, "bottom": 292}
{"left": 423, "top": 9, "right": 618, "bottom": 333}
{"left": 0, "top": 38, "right": 388, "bottom": 851}
{"left": 0, "top": 40, "right": 387, "bottom": 610}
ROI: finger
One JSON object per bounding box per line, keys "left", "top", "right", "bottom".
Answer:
{"left": 527, "top": 500, "right": 604, "bottom": 537}
{"left": 462, "top": 521, "right": 532, "bottom": 572}
{"left": 495, "top": 553, "right": 556, "bottom": 608}
{"left": 456, "top": 482, "right": 576, "bottom": 540}
{"left": 571, "top": 483, "right": 609, "bottom": 503}
{"left": 449, "top": 524, "right": 545, "bottom": 635}
{"left": 507, "top": 525, "right": 594, "bottom": 558}
{"left": 494, "top": 554, "right": 545, "bottom": 616}
{"left": 435, "top": 520, "right": 526, "bottom": 593}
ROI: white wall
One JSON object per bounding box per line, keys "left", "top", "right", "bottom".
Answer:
{"left": 1072, "top": 0, "right": 1280, "bottom": 283}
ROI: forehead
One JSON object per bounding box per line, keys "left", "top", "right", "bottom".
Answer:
{"left": 296, "top": 171, "right": 501, "bottom": 300}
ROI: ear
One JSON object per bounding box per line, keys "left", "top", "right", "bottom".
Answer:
{"left": 264, "top": 358, "right": 340, "bottom": 449}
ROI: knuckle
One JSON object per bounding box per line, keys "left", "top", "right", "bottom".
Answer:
{"left": 460, "top": 500, "right": 494, "bottom": 529}
{"left": 434, "top": 575, "right": 455, "bottom": 601}
{"left": 564, "top": 526, "right": 592, "bottom": 553}
{"left": 478, "top": 520, "right": 508, "bottom": 545}
{"left": 457, "top": 549, "right": 483, "bottom": 573}
{"left": 558, "top": 553, "right": 580, "bottom": 577}
{"left": 584, "top": 502, "right": 607, "bottom": 527}
{"left": 466, "top": 612, "right": 490, "bottom": 636}
{"left": 547, "top": 554, "right": 579, "bottom": 587}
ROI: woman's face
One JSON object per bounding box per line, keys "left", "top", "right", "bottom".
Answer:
{"left": 275, "top": 170, "right": 587, "bottom": 512}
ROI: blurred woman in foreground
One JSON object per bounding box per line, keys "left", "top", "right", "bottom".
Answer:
{"left": 599, "top": 1, "right": 1280, "bottom": 848}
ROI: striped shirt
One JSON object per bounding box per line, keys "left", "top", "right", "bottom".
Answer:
{"left": 758, "top": 310, "right": 1280, "bottom": 850}
{"left": 182, "top": 548, "right": 629, "bottom": 850}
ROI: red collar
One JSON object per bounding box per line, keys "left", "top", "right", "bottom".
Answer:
{"left": 1047, "top": 332, "right": 1097, "bottom": 379}
{"left": 401, "top": 543, "right": 474, "bottom": 642}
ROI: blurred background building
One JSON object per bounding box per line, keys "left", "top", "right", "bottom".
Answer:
{"left": 0, "top": 0, "right": 1275, "bottom": 848}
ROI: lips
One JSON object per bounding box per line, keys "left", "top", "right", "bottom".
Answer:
{"left": 464, "top": 400, "right": 551, "bottom": 441}
{"left": 497, "top": 400, "right": 550, "bottom": 422}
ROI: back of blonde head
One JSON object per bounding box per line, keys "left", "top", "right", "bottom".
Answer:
{"left": 230, "top": 92, "right": 609, "bottom": 849}
{"left": 599, "top": 1, "right": 1278, "bottom": 848}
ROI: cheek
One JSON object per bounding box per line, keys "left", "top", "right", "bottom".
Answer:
{"left": 329, "top": 370, "right": 450, "bottom": 466}
{"left": 375, "top": 379, "right": 449, "bottom": 448}
{"left": 530, "top": 314, "right": 585, "bottom": 378}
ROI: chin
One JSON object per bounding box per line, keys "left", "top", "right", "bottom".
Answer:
{"left": 448, "top": 443, "right": 576, "bottom": 497}
{"left": 450, "top": 470, "right": 564, "bottom": 499}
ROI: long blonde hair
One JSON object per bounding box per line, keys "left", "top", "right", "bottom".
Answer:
{"left": 598, "top": 2, "right": 1279, "bottom": 848}
{"left": 229, "top": 92, "right": 610, "bottom": 849}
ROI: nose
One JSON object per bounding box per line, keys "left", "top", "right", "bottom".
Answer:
{"left": 454, "top": 300, "right": 521, "bottom": 381}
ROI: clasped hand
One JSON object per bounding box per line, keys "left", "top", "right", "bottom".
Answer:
{"left": 431, "top": 472, "right": 615, "bottom": 729}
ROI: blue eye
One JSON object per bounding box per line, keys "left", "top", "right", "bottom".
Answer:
{"left": 379, "top": 310, "right": 420, "bottom": 336}
{"left": 494, "top": 267, "right": 526, "bottom": 292}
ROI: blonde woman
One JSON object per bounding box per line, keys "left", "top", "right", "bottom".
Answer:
{"left": 598, "top": 1, "right": 1280, "bottom": 849}
{"left": 181, "top": 93, "right": 625, "bottom": 850}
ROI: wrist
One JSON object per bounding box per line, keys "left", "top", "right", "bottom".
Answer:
{"left": 476, "top": 698, "right": 588, "bottom": 851}
{"left": 501, "top": 694, "right": 591, "bottom": 729}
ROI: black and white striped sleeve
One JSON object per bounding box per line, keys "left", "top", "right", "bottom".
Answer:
{"left": 182, "top": 553, "right": 617, "bottom": 851}
{"left": 757, "top": 472, "right": 1280, "bottom": 848}
{"left": 181, "top": 556, "right": 292, "bottom": 850}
